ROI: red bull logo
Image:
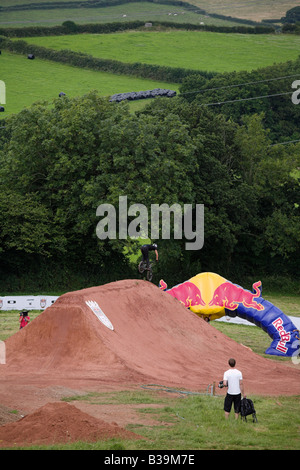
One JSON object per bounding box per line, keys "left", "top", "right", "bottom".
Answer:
{"left": 272, "top": 317, "right": 291, "bottom": 354}
{"left": 208, "top": 281, "right": 264, "bottom": 311}
{"left": 159, "top": 280, "right": 205, "bottom": 309}
{"left": 160, "top": 278, "right": 264, "bottom": 314}
{"left": 161, "top": 272, "right": 299, "bottom": 357}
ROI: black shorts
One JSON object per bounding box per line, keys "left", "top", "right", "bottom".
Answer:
{"left": 224, "top": 393, "right": 241, "bottom": 413}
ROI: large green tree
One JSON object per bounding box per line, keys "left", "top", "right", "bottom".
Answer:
{"left": 179, "top": 57, "right": 300, "bottom": 143}
{"left": 282, "top": 6, "right": 300, "bottom": 23}
{"left": 0, "top": 93, "right": 198, "bottom": 288}
{"left": 0, "top": 91, "right": 299, "bottom": 291}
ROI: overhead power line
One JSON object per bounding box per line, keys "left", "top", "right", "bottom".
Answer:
{"left": 270, "top": 139, "right": 300, "bottom": 146}
{"left": 195, "top": 91, "right": 294, "bottom": 107}
{"left": 179, "top": 74, "right": 300, "bottom": 96}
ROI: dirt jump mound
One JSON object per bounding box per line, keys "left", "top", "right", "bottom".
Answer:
{"left": 0, "top": 402, "right": 142, "bottom": 448}
{"left": 3, "top": 279, "right": 300, "bottom": 395}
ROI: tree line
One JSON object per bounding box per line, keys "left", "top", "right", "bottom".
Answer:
{"left": 0, "top": 86, "right": 299, "bottom": 292}
{"left": 179, "top": 56, "right": 300, "bottom": 143}
{"left": 0, "top": 20, "right": 274, "bottom": 38}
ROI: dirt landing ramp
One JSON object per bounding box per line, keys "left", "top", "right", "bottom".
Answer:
{"left": 0, "top": 402, "right": 142, "bottom": 448}
{"left": 2, "top": 279, "right": 300, "bottom": 395}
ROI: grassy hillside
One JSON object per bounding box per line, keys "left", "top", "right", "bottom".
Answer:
{"left": 0, "top": 2, "right": 252, "bottom": 28}
{"left": 0, "top": 0, "right": 79, "bottom": 3}
{"left": 1, "top": 0, "right": 299, "bottom": 24}
{"left": 1, "top": 0, "right": 299, "bottom": 27}
{"left": 3, "top": 27, "right": 300, "bottom": 115}
{"left": 24, "top": 30, "right": 300, "bottom": 73}
{"left": 188, "top": 0, "right": 300, "bottom": 22}
{"left": 0, "top": 51, "right": 178, "bottom": 116}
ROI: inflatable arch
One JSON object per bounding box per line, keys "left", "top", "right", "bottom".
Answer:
{"left": 159, "top": 272, "right": 300, "bottom": 357}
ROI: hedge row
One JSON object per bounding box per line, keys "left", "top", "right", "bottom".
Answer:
{"left": 0, "top": 20, "right": 275, "bottom": 38}
{"left": 282, "top": 23, "right": 300, "bottom": 34}
{"left": 0, "top": 37, "right": 218, "bottom": 83}
{"left": 155, "top": 22, "right": 274, "bottom": 34}
{"left": 0, "top": 21, "right": 147, "bottom": 38}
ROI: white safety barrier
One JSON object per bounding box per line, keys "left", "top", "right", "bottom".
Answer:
{"left": 0, "top": 296, "right": 58, "bottom": 310}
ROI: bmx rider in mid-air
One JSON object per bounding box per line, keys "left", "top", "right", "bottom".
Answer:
{"left": 140, "top": 243, "right": 158, "bottom": 267}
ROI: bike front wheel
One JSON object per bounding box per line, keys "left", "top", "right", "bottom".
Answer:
{"left": 138, "top": 261, "right": 146, "bottom": 274}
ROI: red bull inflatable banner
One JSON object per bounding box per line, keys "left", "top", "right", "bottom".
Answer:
{"left": 159, "top": 272, "right": 300, "bottom": 357}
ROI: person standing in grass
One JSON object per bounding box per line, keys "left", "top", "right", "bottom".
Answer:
{"left": 223, "top": 358, "right": 245, "bottom": 420}
{"left": 19, "top": 309, "right": 30, "bottom": 329}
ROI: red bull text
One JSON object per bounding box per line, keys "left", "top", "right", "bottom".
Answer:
{"left": 272, "top": 317, "right": 291, "bottom": 354}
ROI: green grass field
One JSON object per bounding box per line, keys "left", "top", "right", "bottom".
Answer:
{"left": 1, "top": 28, "right": 299, "bottom": 116}
{"left": 24, "top": 30, "right": 300, "bottom": 73}
{"left": 45, "top": 391, "right": 300, "bottom": 450}
{"left": 0, "top": 50, "right": 178, "bottom": 116}
{"left": 1, "top": 389, "right": 300, "bottom": 449}
{"left": 1, "top": 0, "right": 300, "bottom": 26}
{"left": 0, "top": 1, "right": 252, "bottom": 28}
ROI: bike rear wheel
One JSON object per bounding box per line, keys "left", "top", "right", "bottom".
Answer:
{"left": 146, "top": 265, "right": 153, "bottom": 282}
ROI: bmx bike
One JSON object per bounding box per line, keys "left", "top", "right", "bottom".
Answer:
{"left": 138, "top": 260, "right": 155, "bottom": 282}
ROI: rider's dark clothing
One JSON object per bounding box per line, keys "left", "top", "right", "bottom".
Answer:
{"left": 141, "top": 244, "right": 157, "bottom": 266}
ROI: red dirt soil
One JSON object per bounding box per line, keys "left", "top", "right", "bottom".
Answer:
{"left": 0, "top": 279, "right": 299, "bottom": 447}
{"left": 0, "top": 401, "right": 142, "bottom": 448}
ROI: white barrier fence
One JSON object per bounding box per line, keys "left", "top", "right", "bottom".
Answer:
{"left": 0, "top": 296, "right": 58, "bottom": 311}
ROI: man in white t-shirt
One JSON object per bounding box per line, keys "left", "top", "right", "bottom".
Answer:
{"left": 223, "top": 358, "right": 245, "bottom": 420}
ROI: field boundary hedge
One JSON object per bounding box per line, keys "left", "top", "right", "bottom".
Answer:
{"left": 0, "top": 20, "right": 275, "bottom": 38}
{"left": 0, "top": 36, "right": 218, "bottom": 83}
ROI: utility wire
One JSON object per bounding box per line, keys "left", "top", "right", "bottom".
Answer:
{"left": 270, "top": 139, "right": 300, "bottom": 146}
{"left": 0, "top": 89, "right": 297, "bottom": 119}
{"left": 197, "top": 90, "right": 294, "bottom": 107}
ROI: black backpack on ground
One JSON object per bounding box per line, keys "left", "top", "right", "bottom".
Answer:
{"left": 240, "top": 397, "right": 258, "bottom": 422}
